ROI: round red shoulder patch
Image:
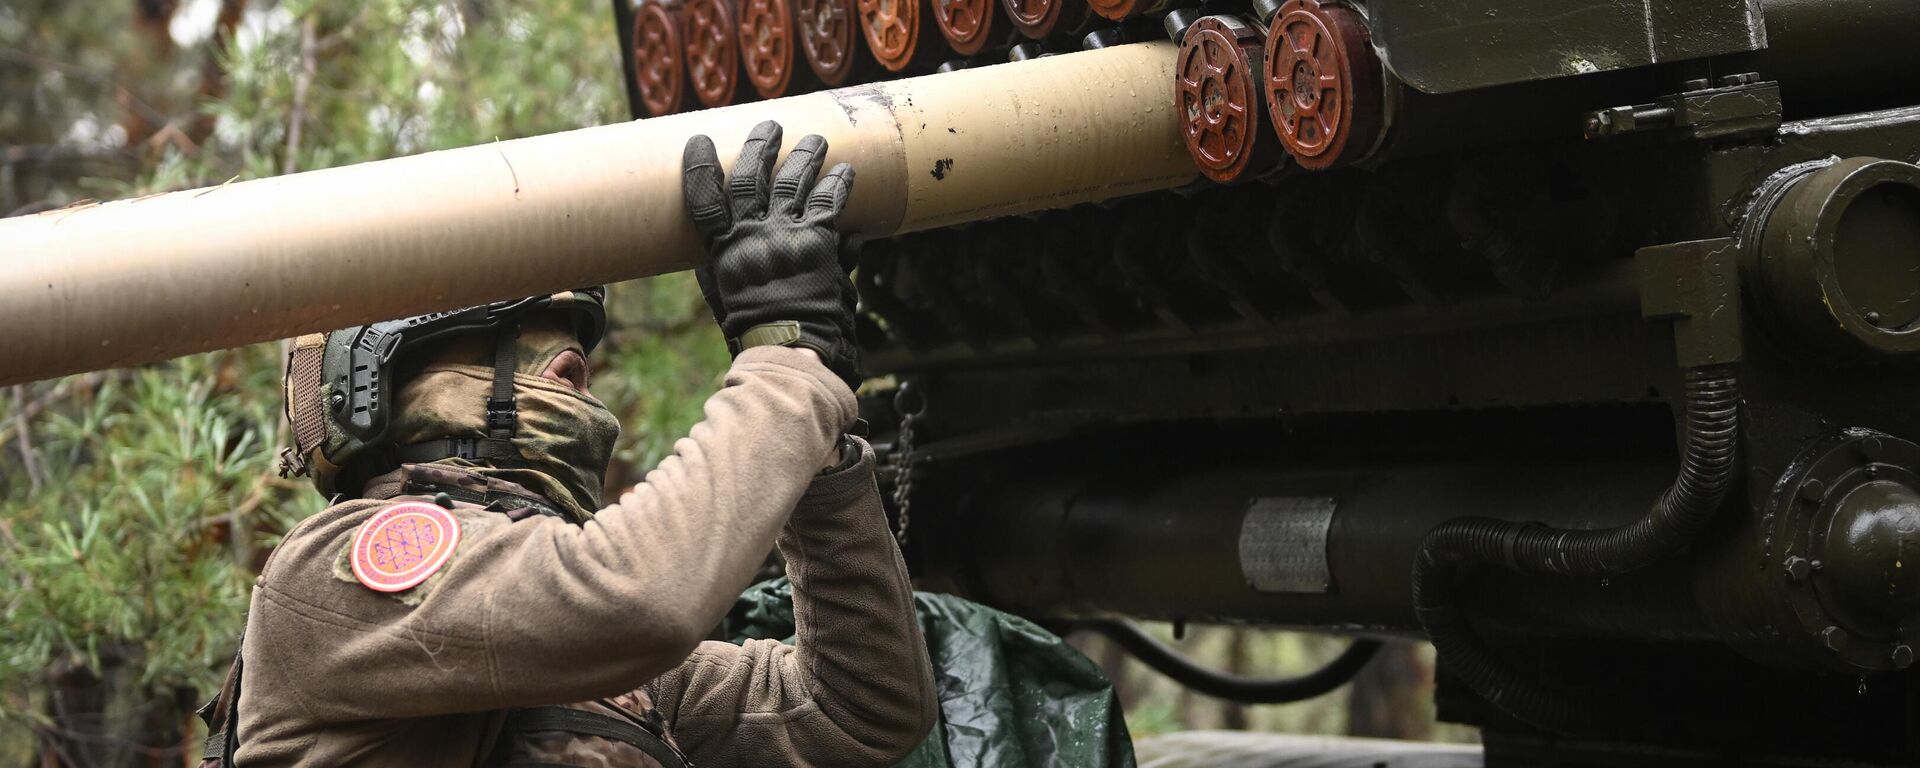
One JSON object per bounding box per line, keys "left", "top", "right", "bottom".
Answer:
{"left": 351, "top": 502, "right": 462, "bottom": 593}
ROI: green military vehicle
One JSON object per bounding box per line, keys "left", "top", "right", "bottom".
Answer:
{"left": 612, "top": 0, "right": 1920, "bottom": 764}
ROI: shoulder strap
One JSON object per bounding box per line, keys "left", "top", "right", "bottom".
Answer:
{"left": 195, "top": 643, "right": 244, "bottom": 766}
{"left": 500, "top": 705, "right": 691, "bottom": 768}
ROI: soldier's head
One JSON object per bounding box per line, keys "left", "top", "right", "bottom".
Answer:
{"left": 280, "top": 289, "right": 619, "bottom": 519}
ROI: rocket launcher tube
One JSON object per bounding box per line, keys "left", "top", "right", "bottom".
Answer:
{"left": 0, "top": 41, "right": 1191, "bottom": 386}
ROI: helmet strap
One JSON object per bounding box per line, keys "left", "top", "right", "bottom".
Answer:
{"left": 387, "top": 324, "right": 529, "bottom": 471}
{"left": 486, "top": 324, "right": 520, "bottom": 442}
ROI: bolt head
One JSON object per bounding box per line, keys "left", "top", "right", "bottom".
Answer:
{"left": 328, "top": 390, "right": 347, "bottom": 412}
{"left": 1822, "top": 626, "right": 1850, "bottom": 652}
{"left": 1785, "top": 556, "right": 1812, "bottom": 582}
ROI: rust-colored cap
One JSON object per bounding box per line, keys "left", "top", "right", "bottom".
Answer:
{"left": 1176, "top": 15, "right": 1279, "bottom": 184}
{"left": 685, "top": 0, "right": 742, "bottom": 107}
{"left": 798, "top": 0, "right": 866, "bottom": 85}
{"left": 858, "top": 0, "right": 929, "bottom": 72}
{"left": 633, "top": 3, "right": 689, "bottom": 117}
{"left": 1263, "top": 0, "right": 1382, "bottom": 170}
{"left": 999, "top": 0, "right": 1055, "bottom": 39}
{"left": 739, "top": 0, "right": 803, "bottom": 97}
{"left": 932, "top": 0, "right": 997, "bottom": 55}
{"left": 1085, "top": 0, "right": 1165, "bottom": 22}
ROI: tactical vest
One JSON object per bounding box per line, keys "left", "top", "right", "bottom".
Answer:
{"left": 197, "top": 464, "right": 692, "bottom": 767}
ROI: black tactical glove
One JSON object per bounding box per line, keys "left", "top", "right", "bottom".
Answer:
{"left": 682, "top": 120, "right": 862, "bottom": 391}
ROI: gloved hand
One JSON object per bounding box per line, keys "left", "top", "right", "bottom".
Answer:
{"left": 682, "top": 120, "right": 862, "bottom": 391}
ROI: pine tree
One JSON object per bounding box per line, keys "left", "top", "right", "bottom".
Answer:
{"left": 1, "top": 2, "right": 723, "bottom": 763}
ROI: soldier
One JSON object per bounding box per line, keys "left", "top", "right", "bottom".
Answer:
{"left": 198, "top": 121, "right": 937, "bottom": 767}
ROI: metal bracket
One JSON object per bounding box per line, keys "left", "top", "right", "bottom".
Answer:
{"left": 1637, "top": 237, "right": 1743, "bottom": 366}
{"left": 1585, "top": 74, "right": 1782, "bottom": 141}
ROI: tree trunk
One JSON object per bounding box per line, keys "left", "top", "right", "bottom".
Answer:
{"left": 121, "top": 0, "right": 181, "bottom": 148}
{"left": 35, "top": 655, "right": 109, "bottom": 768}
{"left": 135, "top": 684, "right": 197, "bottom": 768}
{"left": 1220, "top": 629, "right": 1249, "bottom": 730}
{"left": 1097, "top": 634, "right": 1136, "bottom": 712}
{"left": 1345, "top": 639, "right": 1432, "bottom": 740}
{"left": 192, "top": 0, "right": 250, "bottom": 143}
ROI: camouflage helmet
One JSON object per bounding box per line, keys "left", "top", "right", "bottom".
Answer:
{"left": 280, "top": 288, "right": 607, "bottom": 498}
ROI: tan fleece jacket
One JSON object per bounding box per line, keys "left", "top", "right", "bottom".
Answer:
{"left": 234, "top": 346, "right": 937, "bottom": 766}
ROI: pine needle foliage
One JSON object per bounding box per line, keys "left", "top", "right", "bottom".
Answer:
{"left": 1, "top": 1, "right": 723, "bottom": 763}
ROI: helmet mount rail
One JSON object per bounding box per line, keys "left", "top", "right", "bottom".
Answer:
{"left": 335, "top": 294, "right": 576, "bottom": 442}
{"left": 288, "top": 288, "right": 607, "bottom": 497}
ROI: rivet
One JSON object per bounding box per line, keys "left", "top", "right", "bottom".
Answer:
{"left": 1801, "top": 478, "right": 1829, "bottom": 503}
{"left": 1859, "top": 436, "right": 1884, "bottom": 460}
{"left": 1893, "top": 644, "right": 1915, "bottom": 669}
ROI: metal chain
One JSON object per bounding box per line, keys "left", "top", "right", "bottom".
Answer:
{"left": 890, "top": 384, "right": 924, "bottom": 548}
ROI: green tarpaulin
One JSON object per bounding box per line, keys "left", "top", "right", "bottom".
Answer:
{"left": 726, "top": 579, "right": 1137, "bottom": 768}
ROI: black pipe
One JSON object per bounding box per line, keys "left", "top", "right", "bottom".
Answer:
{"left": 1411, "top": 366, "right": 1740, "bottom": 734}
{"left": 1072, "top": 620, "right": 1382, "bottom": 705}
{"left": 914, "top": 413, "right": 1694, "bottom": 637}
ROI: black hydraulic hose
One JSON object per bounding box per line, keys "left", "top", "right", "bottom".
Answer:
{"left": 1074, "top": 619, "right": 1383, "bottom": 704}
{"left": 1411, "top": 365, "right": 1739, "bottom": 733}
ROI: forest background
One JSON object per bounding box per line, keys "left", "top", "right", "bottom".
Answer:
{"left": 0, "top": 0, "right": 1460, "bottom": 763}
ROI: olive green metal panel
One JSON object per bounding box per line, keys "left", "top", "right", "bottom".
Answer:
{"left": 1368, "top": 0, "right": 1765, "bottom": 93}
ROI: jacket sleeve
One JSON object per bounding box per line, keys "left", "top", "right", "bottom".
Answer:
{"left": 243, "top": 346, "right": 856, "bottom": 722}
{"left": 650, "top": 439, "right": 939, "bottom": 768}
